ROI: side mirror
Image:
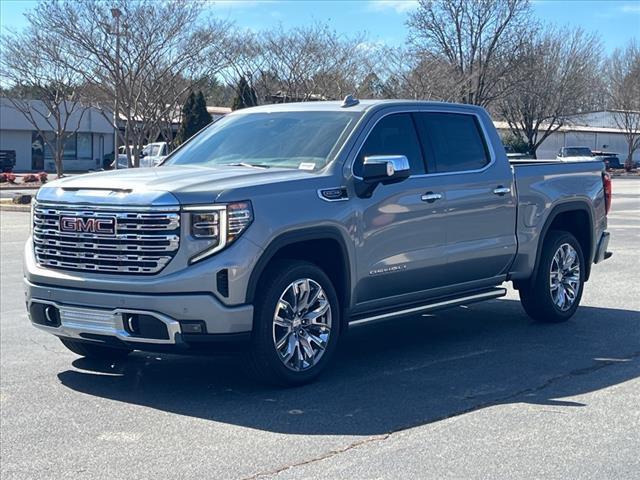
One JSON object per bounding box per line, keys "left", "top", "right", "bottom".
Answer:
{"left": 356, "top": 155, "right": 411, "bottom": 197}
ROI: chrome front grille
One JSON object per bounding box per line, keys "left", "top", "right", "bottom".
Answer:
{"left": 33, "top": 203, "right": 180, "bottom": 274}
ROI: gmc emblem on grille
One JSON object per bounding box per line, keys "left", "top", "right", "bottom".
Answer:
{"left": 59, "top": 216, "right": 116, "bottom": 235}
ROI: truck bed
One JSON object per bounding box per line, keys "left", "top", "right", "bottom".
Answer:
{"left": 509, "top": 159, "right": 607, "bottom": 280}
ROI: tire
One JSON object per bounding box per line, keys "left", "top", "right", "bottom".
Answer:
{"left": 246, "top": 260, "right": 341, "bottom": 386}
{"left": 519, "top": 230, "right": 585, "bottom": 323}
{"left": 59, "top": 338, "right": 132, "bottom": 360}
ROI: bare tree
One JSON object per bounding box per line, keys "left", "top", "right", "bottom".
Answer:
{"left": 375, "top": 46, "right": 460, "bottom": 100}
{"left": 221, "top": 24, "right": 369, "bottom": 104}
{"left": 407, "top": 0, "right": 532, "bottom": 106}
{"left": 28, "top": 0, "right": 230, "bottom": 167}
{"left": 607, "top": 40, "right": 640, "bottom": 170}
{"left": 218, "top": 31, "right": 266, "bottom": 102}
{"left": 0, "top": 25, "right": 89, "bottom": 176}
{"left": 497, "top": 27, "right": 602, "bottom": 158}
{"left": 260, "top": 25, "right": 368, "bottom": 102}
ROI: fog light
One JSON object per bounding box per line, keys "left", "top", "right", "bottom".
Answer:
{"left": 44, "top": 305, "right": 61, "bottom": 326}
{"left": 181, "top": 321, "right": 207, "bottom": 334}
{"left": 123, "top": 313, "right": 139, "bottom": 334}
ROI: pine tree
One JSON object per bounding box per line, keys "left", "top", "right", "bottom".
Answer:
{"left": 175, "top": 92, "right": 196, "bottom": 145}
{"left": 193, "top": 91, "right": 212, "bottom": 132}
{"left": 232, "top": 77, "right": 258, "bottom": 110}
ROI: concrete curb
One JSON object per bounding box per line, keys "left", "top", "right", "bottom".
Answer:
{"left": 0, "top": 204, "right": 31, "bottom": 212}
{"left": 0, "top": 186, "right": 42, "bottom": 191}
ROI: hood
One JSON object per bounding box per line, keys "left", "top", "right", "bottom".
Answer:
{"left": 36, "top": 165, "right": 317, "bottom": 206}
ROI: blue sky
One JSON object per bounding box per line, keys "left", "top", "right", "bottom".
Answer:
{"left": 1, "top": 0, "right": 638, "bottom": 52}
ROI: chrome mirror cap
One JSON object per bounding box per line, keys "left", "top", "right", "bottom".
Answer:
{"left": 356, "top": 155, "right": 411, "bottom": 198}
{"left": 363, "top": 155, "right": 410, "bottom": 177}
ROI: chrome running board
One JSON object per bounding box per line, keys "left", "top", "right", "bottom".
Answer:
{"left": 349, "top": 287, "right": 507, "bottom": 327}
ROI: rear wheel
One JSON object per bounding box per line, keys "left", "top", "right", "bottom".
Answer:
{"left": 59, "top": 338, "right": 132, "bottom": 360}
{"left": 247, "top": 260, "right": 340, "bottom": 386}
{"left": 519, "top": 231, "right": 585, "bottom": 323}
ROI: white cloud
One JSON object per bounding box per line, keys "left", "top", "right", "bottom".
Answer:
{"left": 368, "top": 0, "right": 419, "bottom": 14}
{"left": 620, "top": 4, "right": 640, "bottom": 13}
{"left": 207, "top": 0, "right": 275, "bottom": 9}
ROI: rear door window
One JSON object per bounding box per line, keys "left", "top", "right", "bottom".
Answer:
{"left": 414, "top": 113, "right": 490, "bottom": 173}
{"left": 355, "top": 113, "right": 426, "bottom": 176}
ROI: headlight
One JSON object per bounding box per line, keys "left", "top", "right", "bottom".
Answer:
{"left": 191, "top": 211, "right": 221, "bottom": 239}
{"left": 185, "top": 201, "right": 253, "bottom": 264}
{"left": 226, "top": 201, "right": 253, "bottom": 243}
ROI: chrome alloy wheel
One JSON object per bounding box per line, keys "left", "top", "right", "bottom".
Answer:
{"left": 272, "top": 278, "right": 332, "bottom": 372}
{"left": 549, "top": 243, "right": 581, "bottom": 311}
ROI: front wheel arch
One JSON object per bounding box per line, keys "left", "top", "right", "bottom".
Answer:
{"left": 245, "top": 227, "right": 352, "bottom": 315}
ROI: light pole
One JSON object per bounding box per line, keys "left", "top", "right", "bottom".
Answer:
{"left": 111, "top": 7, "right": 121, "bottom": 169}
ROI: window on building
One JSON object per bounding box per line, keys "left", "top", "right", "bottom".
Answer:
{"left": 77, "top": 133, "right": 92, "bottom": 160}
{"left": 62, "top": 135, "right": 76, "bottom": 160}
{"left": 31, "top": 132, "right": 93, "bottom": 169}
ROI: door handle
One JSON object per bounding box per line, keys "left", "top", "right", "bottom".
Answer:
{"left": 493, "top": 186, "right": 511, "bottom": 196}
{"left": 421, "top": 192, "right": 442, "bottom": 203}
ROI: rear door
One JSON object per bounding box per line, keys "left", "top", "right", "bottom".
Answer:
{"left": 413, "top": 111, "right": 517, "bottom": 286}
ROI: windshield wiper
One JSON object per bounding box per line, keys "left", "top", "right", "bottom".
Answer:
{"left": 225, "top": 162, "right": 270, "bottom": 169}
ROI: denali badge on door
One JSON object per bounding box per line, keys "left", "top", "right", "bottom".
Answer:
{"left": 59, "top": 216, "right": 117, "bottom": 235}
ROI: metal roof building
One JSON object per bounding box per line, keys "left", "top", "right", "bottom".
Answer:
{"left": 494, "top": 110, "right": 640, "bottom": 161}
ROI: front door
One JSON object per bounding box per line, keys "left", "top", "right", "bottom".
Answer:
{"left": 352, "top": 112, "right": 447, "bottom": 311}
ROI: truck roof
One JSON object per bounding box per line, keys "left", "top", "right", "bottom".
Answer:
{"left": 231, "top": 99, "right": 487, "bottom": 115}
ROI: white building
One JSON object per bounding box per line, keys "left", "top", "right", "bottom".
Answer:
{"left": 0, "top": 98, "right": 115, "bottom": 172}
{"left": 495, "top": 110, "right": 640, "bottom": 161}
{"left": 207, "top": 106, "right": 232, "bottom": 121}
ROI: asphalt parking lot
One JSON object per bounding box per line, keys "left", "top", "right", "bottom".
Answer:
{"left": 1, "top": 178, "right": 638, "bottom": 480}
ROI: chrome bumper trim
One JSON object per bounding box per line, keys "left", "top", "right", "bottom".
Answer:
{"left": 28, "top": 299, "right": 181, "bottom": 345}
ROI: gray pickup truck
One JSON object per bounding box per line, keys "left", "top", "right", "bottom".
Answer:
{"left": 25, "top": 99, "right": 612, "bottom": 385}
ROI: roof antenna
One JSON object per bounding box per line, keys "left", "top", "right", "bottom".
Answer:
{"left": 341, "top": 94, "right": 359, "bottom": 108}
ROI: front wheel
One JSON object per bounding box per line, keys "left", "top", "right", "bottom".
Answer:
{"left": 247, "top": 260, "right": 341, "bottom": 386}
{"left": 519, "top": 230, "right": 585, "bottom": 323}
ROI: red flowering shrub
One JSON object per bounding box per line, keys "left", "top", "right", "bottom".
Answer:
{"left": 23, "top": 174, "right": 39, "bottom": 183}
{"left": 20, "top": 172, "right": 48, "bottom": 184}
{"left": 0, "top": 173, "right": 17, "bottom": 183}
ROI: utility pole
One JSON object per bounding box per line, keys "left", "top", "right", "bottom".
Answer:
{"left": 111, "top": 7, "right": 121, "bottom": 169}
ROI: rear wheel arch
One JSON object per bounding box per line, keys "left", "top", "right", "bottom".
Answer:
{"left": 530, "top": 201, "right": 595, "bottom": 284}
{"left": 246, "top": 227, "right": 352, "bottom": 316}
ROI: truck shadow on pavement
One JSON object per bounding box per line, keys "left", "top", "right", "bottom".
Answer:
{"left": 57, "top": 299, "right": 640, "bottom": 435}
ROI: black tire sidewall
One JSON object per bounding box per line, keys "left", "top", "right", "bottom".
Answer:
{"left": 250, "top": 261, "right": 341, "bottom": 386}
{"left": 538, "top": 231, "right": 585, "bottom": 321}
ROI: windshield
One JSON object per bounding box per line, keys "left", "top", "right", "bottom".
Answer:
{"left": 164, "top": 111, "right": 360, "bottom": 170}
{"left": 147, "top": 145, "right": 161, "bottom": 156}
{"left": 563, "top": 147, "right": 592, "bottom": 157}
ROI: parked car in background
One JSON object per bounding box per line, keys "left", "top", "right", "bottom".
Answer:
{"left": 109, "top": 145, "right": 158, "bottom": 169}
{"left": 556, "top": 146, "right": 594, "bottom": 161}
{"left": 26, "top": 99, "right": 612, "bottom": 386}
{"left": 506, "top": 152, "right": 533, "bottom": 160}
{"left": 591, "top": 151, "right": 623, "bottom": 170}
{"left": 140, "top": 142, "right": 169, "bottom": 167}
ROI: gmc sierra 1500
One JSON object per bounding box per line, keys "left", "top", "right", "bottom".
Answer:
{"left": 25, "top": 99, "right": 612, "bottom": 385}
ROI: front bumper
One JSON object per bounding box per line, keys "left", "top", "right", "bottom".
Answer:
{"left": 25, "top": 279, "right": 254, "bottom": 349}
